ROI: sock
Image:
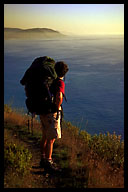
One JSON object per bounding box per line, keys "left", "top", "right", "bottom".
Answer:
{"left": 46, "top": 158, "right": 52, "bottom": 163}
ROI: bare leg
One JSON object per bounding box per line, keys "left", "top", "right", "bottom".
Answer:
{"left": 40, "top": 132, "right": 47, "bottom": 159}
{"left": 46, "top": 138, "right": 55, "bottom": 160}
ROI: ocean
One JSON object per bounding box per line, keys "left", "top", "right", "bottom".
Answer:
{"left": 4, "top": 35, "right": 124, "bottom": 138}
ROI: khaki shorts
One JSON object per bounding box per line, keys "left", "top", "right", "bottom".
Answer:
{"left": 40, "top": 112, "right": 61, "bottom": 140}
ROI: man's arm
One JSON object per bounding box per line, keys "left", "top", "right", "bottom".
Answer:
{"left": 55, "top": 91, "right": 63, "bottom": 110}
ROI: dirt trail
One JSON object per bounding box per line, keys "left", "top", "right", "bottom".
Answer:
{"left": 23, "top": 136, "right": 59, "bottom": 188}
{"left": 4, "top": 124, "right": 69, "bottom": 188}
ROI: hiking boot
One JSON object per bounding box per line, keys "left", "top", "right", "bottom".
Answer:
{"left": 44, "top": 159, "right": 61, "bottom": 173}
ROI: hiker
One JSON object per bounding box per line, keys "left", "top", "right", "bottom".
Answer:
{"left": 40, "top": 61, "right": 69, "bottom": 171}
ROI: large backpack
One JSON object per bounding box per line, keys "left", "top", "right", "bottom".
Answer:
{"left": 20, "top": 56, "right": 57, "bottom": 115}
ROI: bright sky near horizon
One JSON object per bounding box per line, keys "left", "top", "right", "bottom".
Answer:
{"left": 4, "top": 4, "right": 124, "bottom": 35}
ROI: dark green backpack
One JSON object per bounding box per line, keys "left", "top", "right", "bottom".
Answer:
{"left": 20, "top": 56, "right": 57, "bottom": 114}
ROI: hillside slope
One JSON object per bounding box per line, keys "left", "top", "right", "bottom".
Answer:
{"left": 4, "top": 27, "right": 66, "bottom": 39}
{"left": 4, "top": 105, "right": 124, "bottom": 188}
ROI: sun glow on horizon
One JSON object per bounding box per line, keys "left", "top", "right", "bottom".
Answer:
{"left": 4, "top": 4, "right": 124, "bottom": 36}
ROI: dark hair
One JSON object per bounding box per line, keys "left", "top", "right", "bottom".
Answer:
{"left": 55, "top": 61, "right": 69, "bottom": 77}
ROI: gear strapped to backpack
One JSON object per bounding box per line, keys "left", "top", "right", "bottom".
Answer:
{"left": 20, "top": 56, "right": 58, "bottom": 115}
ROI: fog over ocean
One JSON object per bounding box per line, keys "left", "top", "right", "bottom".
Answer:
{"left": 4, "top": 35, "right": 124, "bottom": 138}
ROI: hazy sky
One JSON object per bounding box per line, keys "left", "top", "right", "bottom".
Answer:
{"left": 4, "top": 4, "right": 124, "bottom": 35}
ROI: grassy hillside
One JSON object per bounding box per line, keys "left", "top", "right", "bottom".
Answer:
{"left": 4, "top": 104, "right": 124, "bottom": 188}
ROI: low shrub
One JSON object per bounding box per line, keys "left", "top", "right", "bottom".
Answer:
{"left": 4, "top": 142, "right": 32, "bottom": 175}
{"left": 4, "top": 104, "right": 12, "bottom": 113}
{"left": 88, "top": 132, "right": 124, "bottom": 167}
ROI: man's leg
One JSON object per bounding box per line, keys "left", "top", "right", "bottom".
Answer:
{"left": 44, "top": 138, "right": 61, "bottom": 171}
{"left": 40, "top": 131, "right": 47, "bottom": 159}
{"left": 46, "top": 138, "right": 55, "bottom": 160}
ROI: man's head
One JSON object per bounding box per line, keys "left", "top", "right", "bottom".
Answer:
{"left": 55, "top": 61, "right": 69, "bottom": 78}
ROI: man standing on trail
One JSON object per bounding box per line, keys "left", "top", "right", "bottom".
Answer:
{"left": 40, "top": 61, "right": 69, "bottom": 172}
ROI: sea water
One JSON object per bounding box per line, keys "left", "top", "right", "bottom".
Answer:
{"left": 4, "top": 35, "right": 124, "bottom": 138}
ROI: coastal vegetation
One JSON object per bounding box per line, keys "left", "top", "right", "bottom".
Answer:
{"left": 4, "top": 104, "right": 124, "bottom": 188}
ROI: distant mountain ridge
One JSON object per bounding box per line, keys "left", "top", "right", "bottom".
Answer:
{"left": 4, "top": 27, "right": 66, "bottom": 39}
